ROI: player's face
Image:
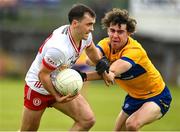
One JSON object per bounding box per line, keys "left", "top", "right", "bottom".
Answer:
{"left": 107, "top": 23, "right": 129, "bottom": 51}
{"left": 76, "top": 13, "right": 95, "bottom": 40}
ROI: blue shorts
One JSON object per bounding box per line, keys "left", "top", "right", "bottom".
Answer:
{"left": 122, "top": 86, "right": 172, "bottom": 116}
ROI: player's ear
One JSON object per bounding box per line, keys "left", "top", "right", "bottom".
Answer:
{"left": 127, "top": 32, "right": 132, "bottom": 36}
{"left": 71, "top": 19, "right": 79, "bottom": 27}
{"left": 107, "top": 28, "right": 111, "bottom": 36}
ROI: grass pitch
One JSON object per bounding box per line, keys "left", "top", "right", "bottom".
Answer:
{"left": 0, "top": 78, "right": 180, "bottom": 131}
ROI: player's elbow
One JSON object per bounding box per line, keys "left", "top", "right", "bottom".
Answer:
{"left": 38, "top": 71, "right": 43, "bottom": 81}
{"left": 38, "top": 70, "right": 48, "bottom": 82}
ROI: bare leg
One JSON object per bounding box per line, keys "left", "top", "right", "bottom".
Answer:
{"left": 114, "top": 110, "right": 129, "bottom": 131}
{"left": 51, "top": 94, "right": 95, "bottom": 131}
{"left": 126, "top": 102, "right": 162, "bottom": 131}
{"left": 20, "top": 106, "right": 45, "bottom": 131}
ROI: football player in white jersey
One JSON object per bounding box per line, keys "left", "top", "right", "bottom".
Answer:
{"left": 20, "top": 4, "right": 110, "bottom": 131}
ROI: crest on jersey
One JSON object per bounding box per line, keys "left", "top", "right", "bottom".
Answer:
{"left": 124, "top": 103, "right": 129, "bottom": 109}
{"left": 33, "top": 98, "right": 42, "bottom": 106}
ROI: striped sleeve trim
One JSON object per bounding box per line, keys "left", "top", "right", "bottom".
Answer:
{"left": 121, "top": 57, "right": 136, "bottom": 66}
{"left": 42, "top": 58, "right": 56, "bottom": 70}
{"left": 96, "top": 45, "right": 105, "bottom": 56}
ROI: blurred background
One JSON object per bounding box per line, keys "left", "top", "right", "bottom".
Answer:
{"left": 0, "top": 0, "right": 180, "bottom": 85}
{"left": 0, "top": 0, "right": 180, "bottom": 131}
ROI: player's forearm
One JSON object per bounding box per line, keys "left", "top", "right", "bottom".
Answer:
{"left": 86, "top": 57, "right": 95, "bottom": 66}
{"left": 86, "top": 71, "right": 102, "bottom": 81}
{"left": 38, "top": 72, "right": 59, "bottom": 97}
{"left": 87, "top": 52, "right": 100, "bottom": 64}
{"left": 86, "top": 44, "right": 101, "bottom": 64}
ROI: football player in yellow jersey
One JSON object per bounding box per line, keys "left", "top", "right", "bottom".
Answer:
{"left": 77, "top": 8, "right": 172, "bottom": 131}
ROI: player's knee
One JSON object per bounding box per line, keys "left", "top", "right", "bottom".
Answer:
{"left": 125, "top": 118, "right": 141, "bottom": 131}
{"left": 88, "top": 116, "right": 96, "bottom": 127}
{"left": 79, "top": 115, "right": 96, "bottom": 129}
{"left": 84, "top": 116, "right": 96, "bottom": 129}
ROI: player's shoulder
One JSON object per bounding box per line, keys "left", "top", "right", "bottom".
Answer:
{"left": 96, "top": 38, "right": 110, "bottom": 54}
{"left": 48, "top": 25, "right": 69, "bottom": 48}
{"left": 48, "top": 42, "right": 68, "bottom": 56}
{"left": 98, "top": 37, "right": 110, "bottom": 45}
{"left": 128, "top": 37, "right": 142, "bottom": 48}
{"left": 53, "top": 25, "right": 69, "bottom": 35}
{"left": 126, "top": 37, "right": 147, "bottom": 55}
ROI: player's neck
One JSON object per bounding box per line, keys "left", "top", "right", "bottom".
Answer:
{"left": 69, "top": 27, "right": 81, "bottom": 47}
{"left": 112, "top": 38, "right": 128, "bottom": 54}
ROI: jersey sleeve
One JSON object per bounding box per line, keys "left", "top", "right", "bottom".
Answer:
{"left": 86, "top": 33, "right": 93, "bottom": 47}
{"left": 121, "top": 48, "right": 143, "bottom": 65}
{"left": 96, "top": 38, "right": 110, "bottom": 56}
{"left": 42, "top": 48, "right": 65, "bottom": 70}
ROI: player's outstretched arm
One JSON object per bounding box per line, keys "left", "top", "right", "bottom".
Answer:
{"left": 95, "top": 56, "right": 115, "bottom": 86}
{"left": 109, "top": 59, "right": 132, "bottom": 76}
{"left": 75, "top": 69, "right": 114, "bottom": 86}
{"left": 74, "top": 69, "right": 101, "bottom": 81}
{"left": 85, "top": 44, "right": 114, "bottom": 85}
{"left": 85, "top": 42, "right": 101, "bottom": 64}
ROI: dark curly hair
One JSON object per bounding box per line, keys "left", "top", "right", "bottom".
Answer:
{"left": 101, "top": 8, "right": 137, "bottom": 33}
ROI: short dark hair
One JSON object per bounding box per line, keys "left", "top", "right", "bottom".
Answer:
{"left": 101, "top": 8, "right": 137, "bottom": 33}
{"left": 68, "top": 3, "right": 96, "bottom": 24}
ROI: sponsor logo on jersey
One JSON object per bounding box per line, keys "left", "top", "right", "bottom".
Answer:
{"left": 46, "top": 57, "right": 58, "bottom": 67}
{"left": 68, "top": 56, "right": 73, "bottom": 61}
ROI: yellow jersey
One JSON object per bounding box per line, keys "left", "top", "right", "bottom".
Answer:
{"left": 97, "top": 37, "right": 165, "bottom": 99}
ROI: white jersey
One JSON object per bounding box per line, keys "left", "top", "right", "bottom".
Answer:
{"left": 25, "top": 25, "right": 92, "bottom": 95}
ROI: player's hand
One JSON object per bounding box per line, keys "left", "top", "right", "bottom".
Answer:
{"left": 102, "top": 71, "right": 115, "bottom": 86}
{"left": 96, "top": 56, "right": 109, "bottom": 75}
{"left": 55, "top": 93, "right": 79, "bottom": 103}
{"left": 59, "top": 64, "right": 68, "bottom": 71}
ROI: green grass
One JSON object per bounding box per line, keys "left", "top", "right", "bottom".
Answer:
{"left": 0, "top": 78, "right": 180, "bottom": 131}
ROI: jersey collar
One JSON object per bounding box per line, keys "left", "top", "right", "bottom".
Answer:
{"left": 68, "top": 27, "right": 82, "bottom": 54}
